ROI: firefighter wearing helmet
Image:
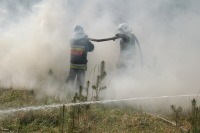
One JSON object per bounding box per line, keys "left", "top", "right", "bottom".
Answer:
{"left": 66, "top": 24, "right": 94, "bottom": 88}
{"left": 115, "top": 23, "right": 142, "bottom": 69}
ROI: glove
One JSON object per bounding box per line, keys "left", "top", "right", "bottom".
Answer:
{"left": 115, "top": 33, "right": 120, "bottom": 38}
{"left": 115, "top": 33, "right": 122, "bottom": 38}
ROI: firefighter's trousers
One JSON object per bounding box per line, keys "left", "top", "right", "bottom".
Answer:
{"left": 66, "top": 68, "right": 85, "bottom": 89}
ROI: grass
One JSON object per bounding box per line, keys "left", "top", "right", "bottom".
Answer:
{"left": 0, "top": 87, "right": 196, "bottom": 133}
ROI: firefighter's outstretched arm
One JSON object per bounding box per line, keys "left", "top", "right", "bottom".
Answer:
{"left": 88, "top": 36, "right": 119, "bottom": 42}
{"left": 115, "top": 33, "right": 130, "bottom": 42}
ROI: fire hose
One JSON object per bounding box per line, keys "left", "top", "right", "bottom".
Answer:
{"left": 88, "top": 36, "right": 118, "bottom": 42}
{"left": 88, "top": 36, "right": 143, "bottom": 66}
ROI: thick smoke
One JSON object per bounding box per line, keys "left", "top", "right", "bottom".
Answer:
{"left": 0, "top": 0, "right": 200, "bottom": 107}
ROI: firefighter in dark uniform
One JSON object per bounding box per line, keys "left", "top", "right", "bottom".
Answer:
{"left": 88, "top": 23, "right": 142, "bottom": 70}
{"left": 66, "top": 25, "right": 94, "bottom": 88}
{"left": 115, "top": 23, "right": 142, "bottom": 69}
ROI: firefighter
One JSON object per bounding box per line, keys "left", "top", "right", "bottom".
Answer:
{"left": 115, "top": 23, "right": 143, "bottom": 69}
{"left": 88, "top": 23, "right": 142, "bottom": 70}
{"left": 66, "top": 24, "right": 94, "bottom": 89}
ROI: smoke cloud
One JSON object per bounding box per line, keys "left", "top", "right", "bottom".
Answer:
{"left": 0, "top": 0, "right": 200, "bottom": 108}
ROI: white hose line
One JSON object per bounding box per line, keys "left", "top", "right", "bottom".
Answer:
{"left": 0, "top": 94, "right": 198, "bottom": 114}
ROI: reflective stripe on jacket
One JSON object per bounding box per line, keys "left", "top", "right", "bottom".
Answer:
{"left": 69, "top": 37, "right": 94, "bottom": 70}
{"left": 70, "top": 63, "right": 87, "bottom": 70}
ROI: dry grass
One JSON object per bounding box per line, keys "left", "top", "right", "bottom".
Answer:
{"left": 0, "top": 87, "right": 196, "bottom": 133}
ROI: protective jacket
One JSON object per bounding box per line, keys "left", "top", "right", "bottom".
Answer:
{"left": 116, "top": 33, "right": 141, "bottom": 68}
{"left": 70, "top": 37, "right": 94, "bottom": 70}
{"left": 117, "top": 33, "right": 138, "bottom": 57}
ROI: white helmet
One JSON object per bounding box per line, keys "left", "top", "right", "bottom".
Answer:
{"left": 73, "top": 24, "right": 84, "bottom": 34}
{"left": 117, "top": 23, "right": 132, "bottom": 33}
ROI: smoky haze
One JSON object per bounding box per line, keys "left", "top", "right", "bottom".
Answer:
{"left": 0, "top": 0, "right": 200, "bottom": 107}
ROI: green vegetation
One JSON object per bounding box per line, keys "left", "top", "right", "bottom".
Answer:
{"left": 190, "top": 99, "right": 200, "bottom": 133}
{"left": 1, "top": 87, "right": 198, "bottom": 133}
